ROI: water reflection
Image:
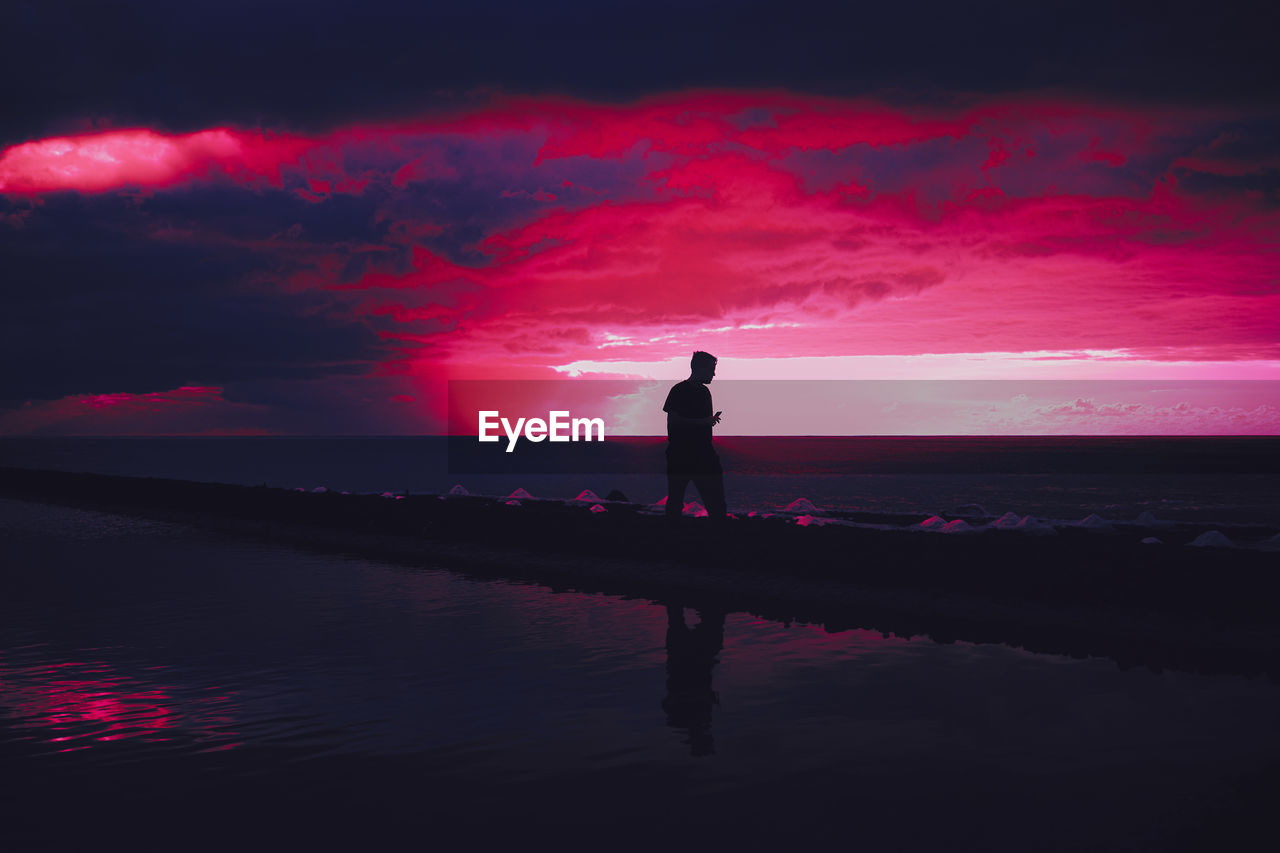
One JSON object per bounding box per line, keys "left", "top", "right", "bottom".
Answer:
{"left": 0, "top": 653, "right": 240, "bottom": 753}
{"left": 662, "top": 604, "right": 724, "bottom": 756}
{"left": 3, "top": 660, "right": 175, "bottom": 745}
{"left": 5, "top": 497, "right": 1280, "bottom": 851}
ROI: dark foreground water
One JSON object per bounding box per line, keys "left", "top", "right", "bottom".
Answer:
{"left": 2, "top": 498, "right": 1279, "bottom": 851}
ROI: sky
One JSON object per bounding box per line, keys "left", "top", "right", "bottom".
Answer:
{"left": 2, "top": 0, "right": 1278, "bottom": 436}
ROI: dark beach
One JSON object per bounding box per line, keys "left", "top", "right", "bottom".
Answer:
{"left": 5, "top": 466, "right": 1280, "bottom": 852}
{"left": 4, "top": 465, "right": 1278, "bottom": 681}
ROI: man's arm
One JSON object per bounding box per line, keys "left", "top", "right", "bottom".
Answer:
{"left": 667, "top": 411, "right": 721, "bottom": 427}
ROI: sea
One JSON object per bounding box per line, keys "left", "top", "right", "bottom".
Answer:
{"left": 2, "top": 436, "right": 1279, "bottom": 849}
{"left": 2, "top": 435, "right": 1278, "bottom": 524}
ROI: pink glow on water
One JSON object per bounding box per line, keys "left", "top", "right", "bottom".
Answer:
{"left": 0, "top": 658, "right": 239, "bottom": 748}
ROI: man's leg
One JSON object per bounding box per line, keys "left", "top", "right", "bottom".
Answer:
{"left": 666, "top": 474, "right": 690, "bottom": 519}
{"left": 692, "top": 472, "right": 727, "bottom": 519}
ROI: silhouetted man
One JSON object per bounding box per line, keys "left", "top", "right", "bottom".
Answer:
{"left": 663, "top": 350, "right": 726, "bottom": 520}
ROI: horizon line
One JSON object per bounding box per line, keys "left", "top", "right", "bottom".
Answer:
{"left": 3, "top": 434, "right": 1278, "bottom": 440}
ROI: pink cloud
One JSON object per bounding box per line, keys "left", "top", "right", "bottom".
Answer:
{"left": 1003, "top": 397, "right": 1280, "bottom": 434}
{"left": 0, "top": 128, "right": 315, "bottom": 194}
{"left": 5, "top": 92, "right": 1278, "bottom": 439}
{"left": 0, "top": 376, "right": 442, "bottom": 437}
{"left": 0, "top": 386, "right": 271, "bottom": 436}
{"left": 499, "top": 188, "right": 558, "bottom": 202}
{"left": 340, "top": 151, "right": 1278, "bottom": 374}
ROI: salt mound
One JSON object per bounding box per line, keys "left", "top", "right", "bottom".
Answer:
{"left": 952, "top": 503, "right": 989, "bottom": 519}
{"left": 941, "top": 519, "right": 973, "bottom": 533}
{"left": 448, "top": 484, "right": 470, "bottom": 496}
{"left": 652, "top": 495, "right": 668, "bottom": 507}
{"left": 1077, "top": 514, "right": 1112, "bottom": 529}
{"left": 1189, "top": 530, "right": 1233, "bottom": 548}
{"left": 1133, "top": 511, "right": 1162, "bottom": 526}
{"left": 311, "top": 486, "right": 328, "bottom": 494}
{"left": 784, "top": 498, "right": 821, "bottom": 514}
{"left": 573, "top": 489, "right": 602, "bottom": 502}
{"left": 1141, "top": 537, "right": 1164, "bottom": 545}
{"left": 504, "top": 499, "right": 521, "bottom": 506}
{"left": 1014, "top": 516, "right": 1057, "bottom": 535}
{"left": 918, "top": 515, "right": 947, "bottom": 530}
{"left": 991, "top": 511, "right": 1022, "bottom": 529}
{"left": 589, "top": 504, "right": 607, "bottom": 513}
{"left": 795, "top": 514, "right": 818, "bottom": 527}
{"left": 507, "top": 487, "right": 535, "bottom": 500}
{"left": 683, "top": 501, "right": 708, "bottom": 517}
{"left": 379, "top": 491, "right": 396, "bottom": 498}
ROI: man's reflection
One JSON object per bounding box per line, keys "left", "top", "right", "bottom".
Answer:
{"left": 662, "top": 603, "right": 725, "bottom": 756}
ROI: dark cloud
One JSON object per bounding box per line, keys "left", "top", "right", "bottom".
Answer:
{"left": 0, "top": 124, "right": 672, "bottom": 410}
{"left": 2, "top": 22, "right": 1278, "bottom": 438}
{"left": 0, "top": 190, "right": 389, "bottom": 402}
{"left": 4, "top": 0, "right": 1279, "bottom": 148}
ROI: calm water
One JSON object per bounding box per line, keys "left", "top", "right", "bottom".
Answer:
{"left": 2, "top": 497, "right": 1279, "bottom": 850}
{"left": 2, "top": 436, "right": 1278, "bottom": 523}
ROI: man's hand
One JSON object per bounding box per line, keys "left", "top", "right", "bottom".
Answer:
{"left": 705, "top": 411, "right": 722, "bottom": 427}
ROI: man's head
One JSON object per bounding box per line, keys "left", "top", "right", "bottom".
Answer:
{"left": 690, "top": 350, "right": 717, "bottom": 383}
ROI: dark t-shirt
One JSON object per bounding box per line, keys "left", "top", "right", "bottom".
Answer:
{"left": 663, "top": 379, "right": 714, "bottom": 451}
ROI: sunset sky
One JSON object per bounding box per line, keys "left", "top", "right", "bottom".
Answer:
{"left": 3, "top": 0, "right": 1278, "bottom": 435}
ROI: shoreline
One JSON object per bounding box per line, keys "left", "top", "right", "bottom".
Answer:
{"left": 2, "top": 465, "right": 1278, "bottom": 681}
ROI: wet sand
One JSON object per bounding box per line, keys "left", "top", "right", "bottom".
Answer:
{"left": 2, "top": 465, "right": 1278, "bottom": 681}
